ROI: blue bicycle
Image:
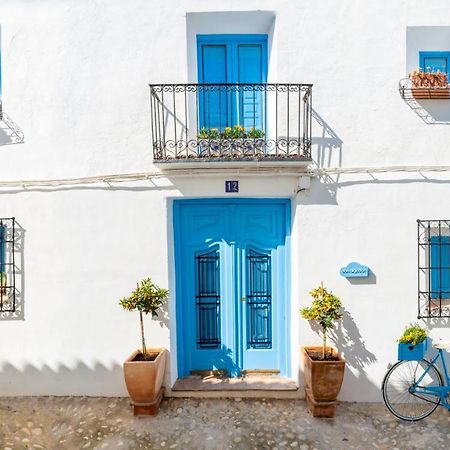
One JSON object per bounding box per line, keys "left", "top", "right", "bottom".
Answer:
{"left": 382, "top": 339, "right": 450, "bottom": 421}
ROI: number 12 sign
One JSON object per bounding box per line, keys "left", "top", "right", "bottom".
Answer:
{"left": 225, "top": 180, "right": 239, "bottom": 193}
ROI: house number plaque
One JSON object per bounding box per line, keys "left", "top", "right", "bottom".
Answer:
{"left": 225, "top": 180, "right": 239, "bottom": 193}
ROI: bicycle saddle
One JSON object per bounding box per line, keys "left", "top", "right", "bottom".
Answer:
{"left": 432, "top": 339, "right": 450, "bottom": 350}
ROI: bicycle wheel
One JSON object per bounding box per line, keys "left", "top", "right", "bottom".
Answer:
{"left": 382, "top": 359, "right": 443, "bottom": 421}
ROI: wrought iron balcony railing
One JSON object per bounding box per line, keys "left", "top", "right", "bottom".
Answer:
{"left": 149, "top": 83, "right": 312, "bottom": 162}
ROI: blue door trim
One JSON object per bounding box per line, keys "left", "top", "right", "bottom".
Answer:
{"left": 173, "top": 198, "right": 291, "bottom": 378}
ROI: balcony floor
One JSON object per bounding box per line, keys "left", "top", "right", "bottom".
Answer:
{"left": 154, "top": 158, "right": 312, "bottom": 172}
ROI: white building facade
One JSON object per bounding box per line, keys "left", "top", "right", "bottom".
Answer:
{"left": 0, "top": 0, "right": 450, "bottom": 402}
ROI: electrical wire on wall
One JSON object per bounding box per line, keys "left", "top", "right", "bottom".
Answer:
{"left": 0, "top": 165, "right": 450, "bottom": 189}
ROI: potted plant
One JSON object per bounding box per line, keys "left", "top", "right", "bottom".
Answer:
{"left": 398, "top": 324, "right": 428, "bottom": 361}
{"left": 197, "top": 125, "right": 265, "bottom": 157}
{"left": 409, "top": 69, "right": 450, "bottom": 99}
{"left": 300, "top": 283, "right": 345, "bottom": 417}
{"left": 120, "top": 278, "right": 169, "bottom": 415}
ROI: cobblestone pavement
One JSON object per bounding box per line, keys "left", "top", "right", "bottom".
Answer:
{"left": 0, "top": 397, "right": 449, "bottom": 449}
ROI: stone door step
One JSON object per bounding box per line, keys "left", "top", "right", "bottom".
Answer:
{"left": 168, "top": 376, "right": 303, "bottom": 399}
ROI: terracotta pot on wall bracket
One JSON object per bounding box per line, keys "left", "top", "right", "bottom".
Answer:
{"left": 301, "top": 346, "right": 345, "bottom": 418}
{"left": 123, "top": 348, "right": 167, "bottom": 416}
{"left": 411, "top": 87, "right": 450, "bottom": 100}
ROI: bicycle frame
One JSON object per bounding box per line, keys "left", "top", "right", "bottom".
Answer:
{"left": 412, "top": 349, "right": 450, "bottom": 410}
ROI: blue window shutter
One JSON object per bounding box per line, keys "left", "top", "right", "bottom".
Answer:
{"left": 197, "top": 35, "right": 268, "bottom": 131}
{"left": 430, "top": 236, "right": 450, "bottom": 299}
{"left": 419, "top": 51, "right": 450, "bottom": 76}
{"left": 236, "top": 44, "right": 266, "bottom": 130}
{"left": 200, "top": 45, "right": 228, "bottom": 83}
{"left": 0, "top": 225, "right": 5, "bottom": 273}
{"left": 198, "top": 44, "right": 229, "bottom": 130}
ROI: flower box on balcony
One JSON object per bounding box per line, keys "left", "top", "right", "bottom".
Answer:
{"left": 411, "top": 88, "right": 450, "bottom": 99}
{"left": 398, "top": 339, "right": 428, "bottom": 361}
{"left": 409, "top": 71, "right": 450, "bottom": 100}
{"left": 197, "top": 138, "right": 266, "bottom": 158}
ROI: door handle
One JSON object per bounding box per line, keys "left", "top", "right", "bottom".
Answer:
{"left": 241, "top": 297, "right": 246, "bottom": 302}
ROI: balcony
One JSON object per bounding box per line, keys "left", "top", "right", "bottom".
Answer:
{"left": 149, "top": 83, "right": 312, "bottom": 165}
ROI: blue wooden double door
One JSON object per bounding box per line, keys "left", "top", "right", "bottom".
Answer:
{"left": 174, "top": 199, "right": 290, "bottom": 377}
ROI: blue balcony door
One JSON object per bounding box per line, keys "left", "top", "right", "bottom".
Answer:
{"left": 174, "top": 199, "right": 290, "bottom": 377}
{"left": 197, "top": 34, "right": 268, "bottom": 132}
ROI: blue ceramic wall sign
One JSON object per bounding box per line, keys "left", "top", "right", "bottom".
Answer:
{"left": 340, "top": 262, "right": 369, "bottom": 278}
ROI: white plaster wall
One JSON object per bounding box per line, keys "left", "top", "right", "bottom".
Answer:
{"left": 0, "top": 0, "right": 450, "bottom": 400}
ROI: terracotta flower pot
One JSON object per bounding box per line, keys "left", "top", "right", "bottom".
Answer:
{"left": 302, "top": 346, "right": 345, "bottom": 417}
{"left": 123, "top": 348, "right": 167, "bottom": 415}
{"left": 411, "top": 87, "right": 450, "bottom": 99}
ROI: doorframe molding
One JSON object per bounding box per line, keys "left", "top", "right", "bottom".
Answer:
{"left": 173, "top": 197, "right": 292, "bottom": 379}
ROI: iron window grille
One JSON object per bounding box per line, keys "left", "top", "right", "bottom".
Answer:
{"left": 149, "top": 83, "right": 312, "bottom": 162}
{"left": 0, "top": 218, "right": 16, "bottom": 312}
{"left": 418, "top": 219, "right": 450, "bottom": 318}
{"left": 246, "top": 249, "right": 272, "bottom": 349}
{"left": 195, "top": 249, "right": 221, "bottom": 348}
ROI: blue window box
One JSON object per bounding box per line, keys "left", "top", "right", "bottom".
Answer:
{"left": 398, "top": 339, "right": 428, "bottom": 361}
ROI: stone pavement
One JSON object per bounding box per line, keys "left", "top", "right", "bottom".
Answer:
{"left": 0, "top": 397, "right": 449, "bottom": 450}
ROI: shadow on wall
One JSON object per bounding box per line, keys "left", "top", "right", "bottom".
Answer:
{"left": 297, "top": 108, "right": 343, "bottom": 206}
{"left": 0, "top": 221, "right": 25, "bottom": 321}
{"left": 401, "top": 95, "right": 450, "bottom": 125}
{"left": 0, "top": 361, "right": 127, "bottom": 396}
{"left": 329, "top": 308, "right": 378, "bottom": 399}
{"left": 421, "top": 317, "right": 450, "bottom": 367}
{"left": 305, "top": 307, "right": 379, "bottom": 400}
{"left": 0, "top": 111, "right": 25, "bottom": 145}
{"left": 311, "top": 108, "right": 343, "bottom": 169}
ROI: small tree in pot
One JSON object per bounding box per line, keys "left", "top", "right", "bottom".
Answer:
{"left": 300, "top": 283, "right": 342, "bottom": 360}
{"left": 300, "top": 283, "right": 345, "bottom": 417}
{"left": 120, "top": 278, "right": 169, "bottom": 415}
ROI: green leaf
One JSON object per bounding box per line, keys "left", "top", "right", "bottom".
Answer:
{"left": 119, "top": 278, "right": 169, "bottom": 317}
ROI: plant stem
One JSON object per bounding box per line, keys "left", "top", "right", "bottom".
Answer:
{"left": 139, "top": 310, "right": 147, "bottom": 358}
{"left": 323, "top": 328, "right": 326, "bottom": 360}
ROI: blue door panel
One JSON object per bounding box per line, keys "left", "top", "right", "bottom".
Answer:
{"left": 174, "top": 199, "right": 290, "bottom": 378}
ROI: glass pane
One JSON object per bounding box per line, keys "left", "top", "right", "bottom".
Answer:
{"left": 195, "top": 249, "right": 221, "bottom": 348}
{"left": 423, "top": 57, "right": 447, "bottom": 74}
{"left": 246, "top": 249, "right": 272, "bottom": 349}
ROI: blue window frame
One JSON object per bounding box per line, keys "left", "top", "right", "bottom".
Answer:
{"left": 430, "top": 235, "right": 450, "bottom": 299}
{"left": 419, "top": 51, "right": 450, "bottom": 76}
{"left": 197, "top": 34, "right": 268, "bottom": 131}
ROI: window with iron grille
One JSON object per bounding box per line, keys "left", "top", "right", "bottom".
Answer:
{"left": 418, "top": 220, "right": 450, "bottom": 318}
{"left": 195, "top": 248, "right": 221, "bottom": 348}
{"left": 0, "top": 218, "right": 16, "bottom": 312}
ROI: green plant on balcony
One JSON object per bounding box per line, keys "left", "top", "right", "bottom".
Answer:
{"left": 247, "top": 127, "right": 265, "bottom": 139}
{"left": 197, "top": 124, "right": 265, "bottom": 140}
